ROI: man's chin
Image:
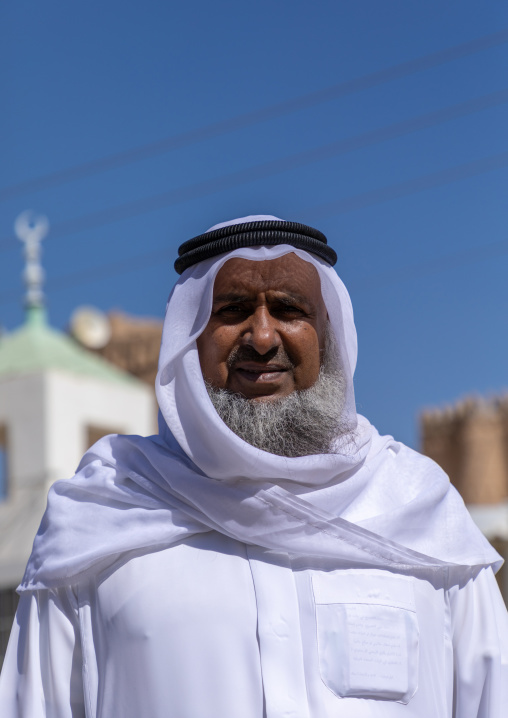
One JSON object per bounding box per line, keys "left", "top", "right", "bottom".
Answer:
{"left": 245, "top": 392, "right": 288, "bottom": 403}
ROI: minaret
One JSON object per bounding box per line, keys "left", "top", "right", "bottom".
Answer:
{"left": 0, "top": 221, "right": 156, "bottom": 668}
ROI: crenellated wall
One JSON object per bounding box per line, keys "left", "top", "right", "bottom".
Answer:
{"left": 421, "top": 397, "right": 508, "bottom": 505}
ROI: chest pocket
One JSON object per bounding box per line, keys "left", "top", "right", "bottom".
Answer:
{"left": 312, "top": 570, "right": 419, "bottom": 704}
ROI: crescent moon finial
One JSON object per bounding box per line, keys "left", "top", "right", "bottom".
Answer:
{"left": 14, "top": 210, "right": 49, "bottom": 310}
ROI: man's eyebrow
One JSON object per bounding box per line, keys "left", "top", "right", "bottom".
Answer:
{"left": 212, "top": 291, "right": 314, "bottom": 308}
{"left": 212, "top": 292, "right": 252, "bottom": 304}
{"left": 272, "top": 292, "right": 313, "bottom": 308}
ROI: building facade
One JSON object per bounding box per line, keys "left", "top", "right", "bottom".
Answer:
{"left": 0, "top": 306, "right": 156, "bottom": 667}
{"left": 421, "top": 397, "right": 508, "bottom": 602}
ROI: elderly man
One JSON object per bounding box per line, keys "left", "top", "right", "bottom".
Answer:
{"left": 1, "top": 215, "right": 507, "bottom": 717}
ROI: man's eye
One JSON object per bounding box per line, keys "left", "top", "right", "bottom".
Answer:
{"left": 217, "top": 305, "right": 244, "bottom": 314}
{"left": 277, "top": 305, "right": 304, "bottom": 315}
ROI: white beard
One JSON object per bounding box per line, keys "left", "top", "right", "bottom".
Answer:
{"left": 206, "top": 326, "right": 350, "bottom": 457}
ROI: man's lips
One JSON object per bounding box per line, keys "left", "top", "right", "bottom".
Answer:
{"left": 233, "top": 363, "right": 290, "bottom": 382}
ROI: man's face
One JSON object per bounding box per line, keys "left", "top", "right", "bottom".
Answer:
{"left": 197, "top": 254, "right": 328, "bottom": 401}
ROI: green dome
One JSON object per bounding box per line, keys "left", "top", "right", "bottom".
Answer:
{"left": 0, "top": 307, "right": 135, "bottom": 384}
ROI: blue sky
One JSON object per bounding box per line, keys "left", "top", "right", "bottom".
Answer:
{"left": 1, "top": 1, "right": 507, "bottom": 448}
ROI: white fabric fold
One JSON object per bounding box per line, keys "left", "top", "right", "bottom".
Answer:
{"left": 19, "top": 231, "right": 501, "bottom": 591}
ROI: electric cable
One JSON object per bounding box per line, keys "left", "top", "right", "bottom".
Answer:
{"left": 302, "top": 149, "right": 508, "bottom": 221}
{"left": 1, "top": 28, "right": 507, "bottom": 203}
{"left": 1, "top": 87, "right": 506, "bottom": 252}
{"left": 347, "top": 235, "right": 508, "bottom": 291}
{"left": 1, "top": 147, "right": 507, "bottom": 307}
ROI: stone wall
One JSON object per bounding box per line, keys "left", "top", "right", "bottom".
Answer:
{"left": 90, "top": 311, "right": 163, "bottom": 387}
{"left": 421, "top": 397, "right": 508, "bottom": 504}
{"left": 421, "top": 397, "right": 508, "bottom": 603}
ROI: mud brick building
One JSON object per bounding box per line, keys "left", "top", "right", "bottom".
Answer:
{"left": 421, "top": 397, "right": 508, "bottom": 601}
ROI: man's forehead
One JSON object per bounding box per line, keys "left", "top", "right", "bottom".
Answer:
{"left": 213, "top": 254, "right": 322, "bottom": 298}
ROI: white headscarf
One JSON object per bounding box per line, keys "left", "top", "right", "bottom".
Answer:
{"left": 19, "top": 216, "right": 501, "bottom": 591}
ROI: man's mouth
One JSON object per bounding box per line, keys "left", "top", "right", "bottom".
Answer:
{"left": 234, "top": 363, "right": 289, "bottom": 382}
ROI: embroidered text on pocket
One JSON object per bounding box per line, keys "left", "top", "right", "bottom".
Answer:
{"left": 312, "top": 571, "right": 419, "bottom": 704}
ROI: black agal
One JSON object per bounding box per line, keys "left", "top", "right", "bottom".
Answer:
{"left": 175, "top": 219, "right": 337, "bottom": 275}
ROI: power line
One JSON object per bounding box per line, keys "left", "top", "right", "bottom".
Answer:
{"left": 1, "top": 28, "right": 508, "bottom": 203}
{"left": 0, "top": 246, "right": 175, "bottom": 304}
{"left": 1, "top": 148, "right": 507, "bottom": 307}
{"left": 1, "top": 86, "right": 507, "bottom": 252}
{"left": 0, "top": 245, "right": 175, "bottom": 306}
{"left": 2, "top": 224, "right": 507, "bottom": 308}
{"left": 302, "top": 149, "right": 508, "bottom": 221}
{"left": 349, "top": 234, "right": 508, "bottom": 291}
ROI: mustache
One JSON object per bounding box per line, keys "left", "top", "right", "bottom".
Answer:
{"left": 226, "top": 345, "right": 295, "bottom": 370}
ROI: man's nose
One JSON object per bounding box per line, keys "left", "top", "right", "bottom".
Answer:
{"left": 242, "top": 307, "right": 281, "bottom": 355}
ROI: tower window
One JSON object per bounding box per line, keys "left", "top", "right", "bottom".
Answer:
{"left": 0, "top": 426, "right": 7, "bottom": 500}
{"left": 0, "top": 587, "right": 18, "bottom": 671}
{"left": 86, "top": 425, "right": 123, "bottom": 451}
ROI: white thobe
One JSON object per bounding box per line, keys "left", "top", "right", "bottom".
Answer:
{"left": 1, "top": 531, "right": 507, "bottom": 717}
